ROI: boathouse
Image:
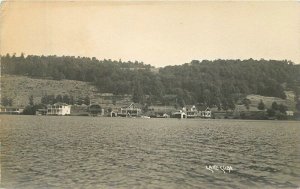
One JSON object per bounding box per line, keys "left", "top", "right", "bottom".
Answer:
{"left": 172, "top": 110, "right": 187, "bottom": 119}
{"left": 46, "top": 103, "right": 71, "bottom": 115}
{"left": 0, "top": 107, "right": 24, "bottom": 114}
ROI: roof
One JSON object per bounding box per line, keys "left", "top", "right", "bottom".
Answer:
{"left": 198, "top": 106, "right": 210, "bottom": 111}
{"left": 185, "top": 105, "right": 197, "bottom": 110}
{"left": 286, "top": 111, "right": 294, "bottom": 113}
{"left": 122, "top": 103, "right": 143, "bottom": 109}
{"left": 52, "top": 102, "right": 69, "bottom": 106}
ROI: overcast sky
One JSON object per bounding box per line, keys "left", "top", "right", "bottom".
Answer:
{"left": 1, "top": 1, "right": 299, "bottom": 67}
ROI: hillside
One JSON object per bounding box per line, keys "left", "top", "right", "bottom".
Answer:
{"left": 1, "top": 54, "right": 300, "bottom": 109}
{"left": 246, "top": 92, "right": 296, "bottom": 111}
{"left": 1, "top": 75, "right": 95, "bottom": 107}
{"left": 1, "top": 75, "right": 132, "bottom": 108}
{"left": 1, "top": 75, "right": 297, "bottom": 113}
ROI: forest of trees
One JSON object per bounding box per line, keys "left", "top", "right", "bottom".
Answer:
{"left": 1, "top": 54, "right": 300, "bottom": 108}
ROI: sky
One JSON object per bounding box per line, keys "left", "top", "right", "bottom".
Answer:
{"left": 0, "top": 1, "right": 299, "bottom": 67}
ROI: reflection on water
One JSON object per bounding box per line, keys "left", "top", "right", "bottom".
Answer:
{"left": 0, "top": 116, "right": 299, "bottom": 188}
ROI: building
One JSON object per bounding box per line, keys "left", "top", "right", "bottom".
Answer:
{"left": 36, "top": 109, "right": 47, "bottom": 115}
{"left": 47, "top": 103, "right": 71, "bottom": 115}
{"left": 110, "top": 111, "right": 118, "bottom": 117}
{"left": 0, "top": 107, "right": 24, "bottom": 114}
{"left": 186, "top": 105, "right": 198, "bottom": 118}
{"left": 184, "top": 105, "right": 211, "bottom": 118}
{"left": 172, "top": 110, "right": 187, "bottom": 119}
{"left": 119, "top": 103, "right": 142, "bottom": 117}
{"left": 199, "top": 107, "right": 212, "bottom": 118}
{"left": 286, "top": 111, "right": 294, "bottom": 116}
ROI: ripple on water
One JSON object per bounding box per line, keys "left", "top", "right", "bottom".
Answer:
{"left": 0, "top": 116, "right": 299, "bottom": 188}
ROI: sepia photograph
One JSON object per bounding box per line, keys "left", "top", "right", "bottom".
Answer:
{"left": 0, "top": 1, "right": 299, "bottom": 188}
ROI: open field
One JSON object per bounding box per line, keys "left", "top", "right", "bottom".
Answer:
{"left": 1, "top": 75, "right": 105, "bottom": 107}
{"left": 246, "top": 91, "right": 296, "bottom": 111}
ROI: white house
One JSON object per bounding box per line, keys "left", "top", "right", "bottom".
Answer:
{"left": 286, "top": 111, "right": 294, "bottom": 116}
{"left": 47, "top": 103, "right": 71, "bottom": 115}
{"left": 199, "top": 107, "right": 211, "bottom": 118}
{"left": 186, "top": 105, "right": 198, "bottom": 118}
{"left": 119, "top": 103, "right": 142, "bottom": 117}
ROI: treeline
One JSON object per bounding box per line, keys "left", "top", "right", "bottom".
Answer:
{"left": 159, "top": 59, "right": 300, "bottom": 107}
{"left": 1, "top": 54, "right": 300, "bottom": 108}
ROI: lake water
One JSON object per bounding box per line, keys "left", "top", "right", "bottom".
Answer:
{"left": 0, "top": 115, "right": 299, "bottom": 189}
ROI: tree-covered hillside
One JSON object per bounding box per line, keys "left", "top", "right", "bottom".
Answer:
{"left": 159, "top": 59, "right": 300, "bottom": 107}
{"left": 1, "top": 54, "right": 300, "bottom": 108}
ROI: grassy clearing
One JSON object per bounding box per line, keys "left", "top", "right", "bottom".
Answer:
{"left": 246, "top": 91, "right": 296, "bottom": 111}
{"left": 1, "top": 75, "right": 100, "bottom": 107}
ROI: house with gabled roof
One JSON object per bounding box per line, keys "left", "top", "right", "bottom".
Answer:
{"left": 119, "top": 103, "right": 142, "bottom": 117}
{"left": 198, "top": 107, "right": 211, "bottom": 118}
{"left": 185, "top": 105, "right": 198, "bottom": 118}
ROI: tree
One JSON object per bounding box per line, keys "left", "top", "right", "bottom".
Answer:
{"left": 278, "top": 104, "right": 287, "bottom": 113}
{"left": 221, "top": 99, "right": 229, "bottom": 111}
{"left": 63, "top": 95, "right": 70, "bottom": 104}
{"left": 132, "top": 81, "right": 144, "bottom": 103}
{"left": 271, "top": 102, "right": 278, "bottom": 110}
{"left": 88, "top": 104, "right": 102, "bottom": 116}
{"left": 84, "top": 96, "right": 90, "bottom": 105}
{"left": 69, "top": 95, "right": 75, "bottom": 105}
{"left": 29, "top": 95, "right": 34, "bottom": 106}
{"left": 41, "top": 95, "right": 48, "bottom": 104}
{"left": 267, "top": 108, "right": 276, "bottom": 117}
{"left": 228, "top": 98, "right": 236, "bottom": 111}
{"left": 296, "top": 100, "right": 300, "bottom": 111}
{"left": 23, "top": 105, "right": 35, "bottom": 115}
{"left": 258, "top": 100, "right": 265, "bottom": 110}
{"left": 1, "top": 97, "right": 10, "bottom": 106}
{"left": 23, "top": 104, "right": 46, "bottom": 115}
{"left": 76, "top": 97, "right": 83, "bottom": 105}
{"left": 48, "top": 95, "right": 55, "bottom": 105}
{"left": 8, "top": 98, "right": 13, "bottom": 106}
{"left": 55, "top": 95, "right": 63, "bottom": 103}
{"left": 242, "top": 98, "right": 251, "bottom": 110}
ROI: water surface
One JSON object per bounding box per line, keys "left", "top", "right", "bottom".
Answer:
{"left": 0, "top": 116, "right": 299, "bottom": 188}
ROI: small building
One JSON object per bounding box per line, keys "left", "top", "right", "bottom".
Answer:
{"left": 286, "top": 111, "right": 294, "bottom": 116}
{"left": 199, "top": 107, "right": 211, "bottom": 118}
{"left": 47, "top": 103, "right": 71, "bottom": 115}
{"left": 36, "top": 109, "right": 47, "bottom": 115}
{"left": 163, "top": 113, "right": 170, "bottom": 118}
{"left": 110, "top": 111, "right": 118, "bottom": 117}
{"left": 0, "top": 107, "right": 24, "bottom": 114}
{"left": 172, "top": 110, "right": 187, "bottom": 119}
{"left": 119, "top": 103, "right": 142, "bottom": 117}
{"left": 186, "top": 105, "right": 198, "bottom": 118}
